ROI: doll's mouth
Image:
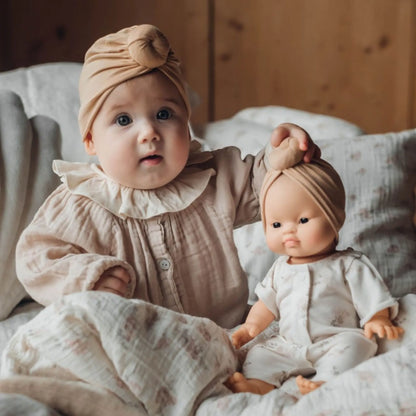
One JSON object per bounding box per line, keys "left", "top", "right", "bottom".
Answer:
{"left": 284, "top": 239, "right": 299, "bottom": 247}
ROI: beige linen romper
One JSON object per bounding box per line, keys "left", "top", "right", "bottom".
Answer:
{"left": 16, "top": 144, "right": 267, "bottom": 328}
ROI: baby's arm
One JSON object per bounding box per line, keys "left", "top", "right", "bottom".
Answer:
{"left": 16, "top": 186, "right": 136, "bottom": 305}
{"left": 232, "top": 300, "right": 275, "bottom": 349}
{"left": 364, "top": 308, "right": 404, "bottom": 340}
{"left": 270, "top": 123, "right": 321, "bottom": 163}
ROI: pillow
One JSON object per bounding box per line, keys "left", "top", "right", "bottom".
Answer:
{"left": 321, "top": 130, "right": 416, "bottom": 297}
{"left": 0, "top": 90, "right": 62, "bottom": 319}
{"left": 0, "top": 63, "right": 84, "bottom": 163}
{"left": 199, "top": 105, "right": 364, "bottom": 156}
{"left": 233, "top": 130, "right": 416, "bottom": 303}
{"left": 234, "top": 106, "right": 365, "bottom": 138}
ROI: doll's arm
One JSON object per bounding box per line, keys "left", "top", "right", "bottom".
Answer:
{"left": 363, "top": 308, "right": 404, "bottom": 340}
{"left": 232, "top": 300, "right": 275, "bottom": 349}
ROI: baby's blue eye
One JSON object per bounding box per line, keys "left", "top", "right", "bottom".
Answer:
{"left": 116, "top": 114, "right": 132, "bottom": 126}
{"left": 300, "top": 218, "right": 309, "bottom": 224}
{"left": 272, "top": 222, "right": 281, "bottom": 228}
{"left": 157, "top": 109, "right": 171, "bottom": 120}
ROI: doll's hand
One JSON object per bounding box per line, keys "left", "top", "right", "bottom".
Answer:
{"left": 270, "top": 123, "right": 320, "bottom": 163}
{"left": 364, "top": 317, "right": 404, "bottom": 340}
{"left": 231, "top": 323, "right": 261, "bottom": 349}
{"left": 94, "top": 266, "right": 131, "bottom": 297}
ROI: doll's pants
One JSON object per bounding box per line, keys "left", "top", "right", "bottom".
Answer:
{"left": 242, "top": 331, "right": 378, "bottom": 387}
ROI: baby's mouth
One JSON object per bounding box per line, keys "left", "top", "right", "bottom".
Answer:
{"left": 140, "top": 154, "right": 163, "bottom": 165}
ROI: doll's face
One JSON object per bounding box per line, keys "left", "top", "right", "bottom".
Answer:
{"left": 84, "top": 71, "right": 190, "bottom": 190}
{"left": 264, "top": 175, "right": 337, "bottom": 264}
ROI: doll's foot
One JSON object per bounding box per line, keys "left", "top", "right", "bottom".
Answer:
{"left": 225, "top": 372, "right": 275, "bottom": 395}
{"left": 296, "top": 375, "right": 325, "bottom": 394}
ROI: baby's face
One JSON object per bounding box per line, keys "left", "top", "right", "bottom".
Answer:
{"left": 85, "top": 71, "right": 190, "bottom": 189}
{"left": 264, "top": 175, "right": 336, "bottom": 264}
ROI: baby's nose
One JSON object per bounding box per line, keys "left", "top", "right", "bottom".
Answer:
{"left": 138, "top": 122, "right": 160, "bottom": 143}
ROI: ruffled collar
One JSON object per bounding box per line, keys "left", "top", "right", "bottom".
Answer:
{"left": 53, "top": 142, "right": 215, "bottom": 220}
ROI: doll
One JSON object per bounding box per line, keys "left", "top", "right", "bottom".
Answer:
{"left": 226, "top": 138, "right": 404, "bottom": 395}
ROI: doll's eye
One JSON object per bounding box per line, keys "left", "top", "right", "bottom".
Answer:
{"left": 116, "top": 114, "right": 132, "bottom": 126}
{"left": 272, "top": 222, "right": 281, "bottom": 228}
{"left": 157, "top": 108, "right": 172, "bottom": 120}
{"left": 300, "top": 218, "right": 309, "bottom": 224}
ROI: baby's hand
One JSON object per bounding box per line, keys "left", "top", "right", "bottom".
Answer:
{"left": 270, "top": 123, "right": 320, "bottom": 163}
{"left": 231, "top": 323, "right": 261, "bottom": 349}
{"left": 364, "top": 317, "right": 404, "bottom": 340}
{"left": 93, "top": 266, "right": 131, "bottom": 297}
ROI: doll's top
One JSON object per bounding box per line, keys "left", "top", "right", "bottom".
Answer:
{"left": 78, "top": 24, "right": 191, "bottom": 141}
{"left": 256, "top": 249, "right": 399, "bottom": 345}
{"left": 260, "top": 137, "right": 346, "bottom": 241}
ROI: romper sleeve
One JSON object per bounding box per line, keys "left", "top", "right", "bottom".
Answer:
{"left": 345, "top": 252, "right": 399, "bottom": 327}
{"left": 209, "top": 146, "right": 268, "bottom": 228}
{"left": 15, "top": 185, "right": 136, "bottom": 305}
{"left": 254, "top": 261, "right": 280, "bottom": 319}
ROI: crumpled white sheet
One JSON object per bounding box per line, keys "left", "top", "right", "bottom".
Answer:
{"left": 0, "top": 302, "right": 42, "bottom": 371}
{"left": 1, "top": 292, "right": 416, "bottom": 416}
{"left": 198, "top": 343, "right": 416, "bottom": 415}
{"left": 198, "top": 294, "right": 416, "bottom": 415}
{"left": 0, "top": 392, "right": 60, "bottom": 416}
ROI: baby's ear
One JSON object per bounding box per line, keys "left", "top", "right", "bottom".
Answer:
{"left": 84, "top": 132, "right": 96, "bottom": 155}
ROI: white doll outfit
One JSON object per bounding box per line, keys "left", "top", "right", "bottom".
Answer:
{"left": 242, "top": 249, "right": 398, "bottom": 386}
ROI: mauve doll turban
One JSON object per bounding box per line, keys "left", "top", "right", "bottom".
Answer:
{"left": 261, "top": 138, "right": 346, "bottom": 241}
{"left": 78, "top": 24, "right": 191, "bottom": 141}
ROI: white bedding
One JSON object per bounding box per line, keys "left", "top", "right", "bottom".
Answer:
{"left": 1, "top": 292, "right": 415, "bottom": 416}
{"left": 0, "top": 63, "right": 415, "bottom": 415}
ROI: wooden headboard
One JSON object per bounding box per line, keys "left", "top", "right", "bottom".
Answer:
{"left": 1, "top": 0, "right": 415, "bottom": 133}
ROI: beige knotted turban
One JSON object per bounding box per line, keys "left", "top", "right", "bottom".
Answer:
{"left": 78, "top": 24, "right": 191, "bottom": 141}
{"left": 260, "top": 138, "right": 346, "bottom": 241}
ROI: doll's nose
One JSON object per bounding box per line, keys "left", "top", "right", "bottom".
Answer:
{"left": 283, "top": 223, "right": 297, "bottom": 233}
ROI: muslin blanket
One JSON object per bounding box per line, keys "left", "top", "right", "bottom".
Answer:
{"left": 1, "top": 291, "right": 416, "bottom": 416}
{"left": 0, "top": 292, "right": 237, "bottom": 416}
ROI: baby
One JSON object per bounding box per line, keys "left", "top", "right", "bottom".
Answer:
{"left": 226, "top": 138, "right": 403, "bottom": 394}
{"left": 15, "top": 24, "right": 318, "bottom": 329}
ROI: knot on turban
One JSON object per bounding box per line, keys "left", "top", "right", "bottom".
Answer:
{"left": 127, "top": 24, "right": 170, "bottom": 68}
{"left": 261, "top": 137, "right": 346, "bottom": 241}
{"left": 78, "top": 24, "right": 191, "bottom": 141}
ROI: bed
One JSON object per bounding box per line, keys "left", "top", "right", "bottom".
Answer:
{"left": 0, "top": 63, "right": 415, "bottom": 415}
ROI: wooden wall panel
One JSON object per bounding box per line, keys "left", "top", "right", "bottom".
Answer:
{"left": 0, "top": 0, "right": 210, "bottom": 124}
{"left": 1, "top": 0, "right": 416, "bottom": 132}
{"left": 214, "top": 0, "right": 416, "bottom": 133}
{"left": 411, "top": 3, "right": 416, "bottom": 130}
